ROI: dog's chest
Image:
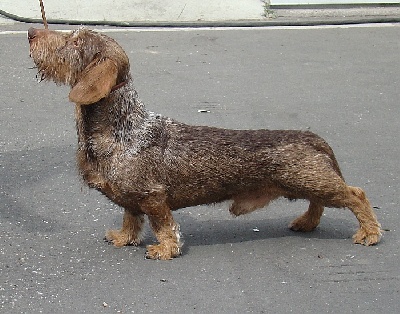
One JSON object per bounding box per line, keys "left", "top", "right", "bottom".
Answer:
{"left": 75, "top": 102, "right": 169, "bottom": 162}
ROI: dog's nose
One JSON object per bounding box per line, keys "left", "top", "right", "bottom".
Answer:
{"left": 28, "top": 27, "right": 38, "bottom": 41}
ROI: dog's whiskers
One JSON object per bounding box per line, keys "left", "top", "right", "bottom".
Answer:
{"left": 35, "top": 71, "right": 46, "bottom": 83}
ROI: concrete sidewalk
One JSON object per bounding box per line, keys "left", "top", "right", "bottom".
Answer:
{"left": 1, "top": 0, "right": 399, "bottom": 26}
{"left": 1, "top": 0, "right": 264, "bottom": 24}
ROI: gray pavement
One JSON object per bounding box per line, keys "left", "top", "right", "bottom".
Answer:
{"left": 1, "top": 23, "right": 400, "bottom": 313}
{"left": 1, "top": 0, "right": 400, "bottom": 26}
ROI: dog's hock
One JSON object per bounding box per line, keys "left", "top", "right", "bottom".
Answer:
{"left": 69, "top": 58, "right": 118, "bottom": 105}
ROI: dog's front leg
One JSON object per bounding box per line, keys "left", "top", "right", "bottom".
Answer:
{"left": 140, "top": 186, "right": 182, "bottom": 260}
{"left": 146, "top": 213, "right": 182, "bottom": 260}
{"left": 105, "top": 209, "right": 144, "bottom": 247}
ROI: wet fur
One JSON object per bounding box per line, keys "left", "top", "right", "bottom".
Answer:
{"left": 28, "top": 27, "right": 381, "bottom": 260}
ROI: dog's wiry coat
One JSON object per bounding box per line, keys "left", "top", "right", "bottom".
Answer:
{"left": 28, "top": 27, "right": 381, "bottom": 260}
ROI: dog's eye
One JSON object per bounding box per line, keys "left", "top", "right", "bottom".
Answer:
{"left": 73, "top": 40, "right": 79, "bottom": 47}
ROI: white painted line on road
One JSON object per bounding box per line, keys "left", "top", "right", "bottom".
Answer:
{"left": 0, "top": 30, "right": 26, "bottom": 35}
{"left": 0, "top": 29, "right": 71, "bottom": 35}
{"left": 1, "top": 22, "right": 399, "bottom": 35}
{"left": 93, "top": 23, "right": 400, "bottom": 32}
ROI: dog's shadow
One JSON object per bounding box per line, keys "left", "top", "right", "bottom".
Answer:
{"left": 168, "top": 206, "right": 356, "bottom": 253}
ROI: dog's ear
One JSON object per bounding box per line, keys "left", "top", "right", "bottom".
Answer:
{"left": 69, "top": 58, "right": 118, "bottom": 105}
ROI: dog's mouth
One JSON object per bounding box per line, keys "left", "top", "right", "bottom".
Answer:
{"left": 28, "top": 34, "right": 37, "bottom": 58}
{"left": 27, "top": 28, "right": 73, "bottom": 85}
{"left": 27, "top": 28, "right": 44, "bottom": 61}
{"left": 29, "top": 49, "right": 61, "bottom": 85}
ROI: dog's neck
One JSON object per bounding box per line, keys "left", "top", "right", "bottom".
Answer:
{"left": 74, "top": 79, "right": 169, "bottom": 163}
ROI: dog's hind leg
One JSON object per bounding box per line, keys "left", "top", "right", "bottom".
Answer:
{"left": 342, "top": 186, "right": 381, "bottom": 246}
{"left": 289, "top": 201, "right": 324, "bottom": 232}
{"left": 105, "top": 209, "right": 145, "bottom": 247}
{"left": 272, "top": 153, "right": 380, "bottom": 244}
{"left": 140, "top": 186, "right": 182, "bottom": 260}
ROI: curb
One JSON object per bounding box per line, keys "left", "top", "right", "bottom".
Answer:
{"left": 1, "top": 8, "right": 400, "bottom": 28}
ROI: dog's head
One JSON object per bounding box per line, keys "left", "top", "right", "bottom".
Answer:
{"left": 28, "top": 27, "right": 130, "bottom": 105}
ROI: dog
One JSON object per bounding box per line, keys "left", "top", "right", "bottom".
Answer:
{"left": 28, "top": 27, "right": 381, "bottom": 260}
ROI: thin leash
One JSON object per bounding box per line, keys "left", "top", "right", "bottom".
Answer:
{"left": 39, "top": 0, "right": 48, "bottom": 29}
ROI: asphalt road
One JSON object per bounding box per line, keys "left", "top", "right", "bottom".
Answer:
{"left": 1, "top": 22, "right": 399, "bottom": 313}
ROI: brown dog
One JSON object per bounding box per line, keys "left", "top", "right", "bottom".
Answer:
{"left": 28, "top": 27, "right": 381, "bottom": 260}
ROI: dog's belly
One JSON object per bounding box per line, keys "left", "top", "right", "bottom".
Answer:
{"left": 164, "top": 165, "right": 279, "bottom": 210}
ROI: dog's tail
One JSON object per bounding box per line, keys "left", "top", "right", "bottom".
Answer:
{"left": 330, "top": 153, "right": 344, "bottom": 180}
{"left": 308, "top": 132, "right": 344, "bottom": 180}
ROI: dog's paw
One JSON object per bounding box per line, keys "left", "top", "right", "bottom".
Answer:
{"left": 288, "top": 217, "right": 319, "bottom": 232}
{"left": 104, "top": 229, "right": 141, "bottom": 247}
{"left": 145, "top": 243, "right": 181, "bottom": 260}
{"left": 352, "top": 228, "right": 382, "bottom": 246}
